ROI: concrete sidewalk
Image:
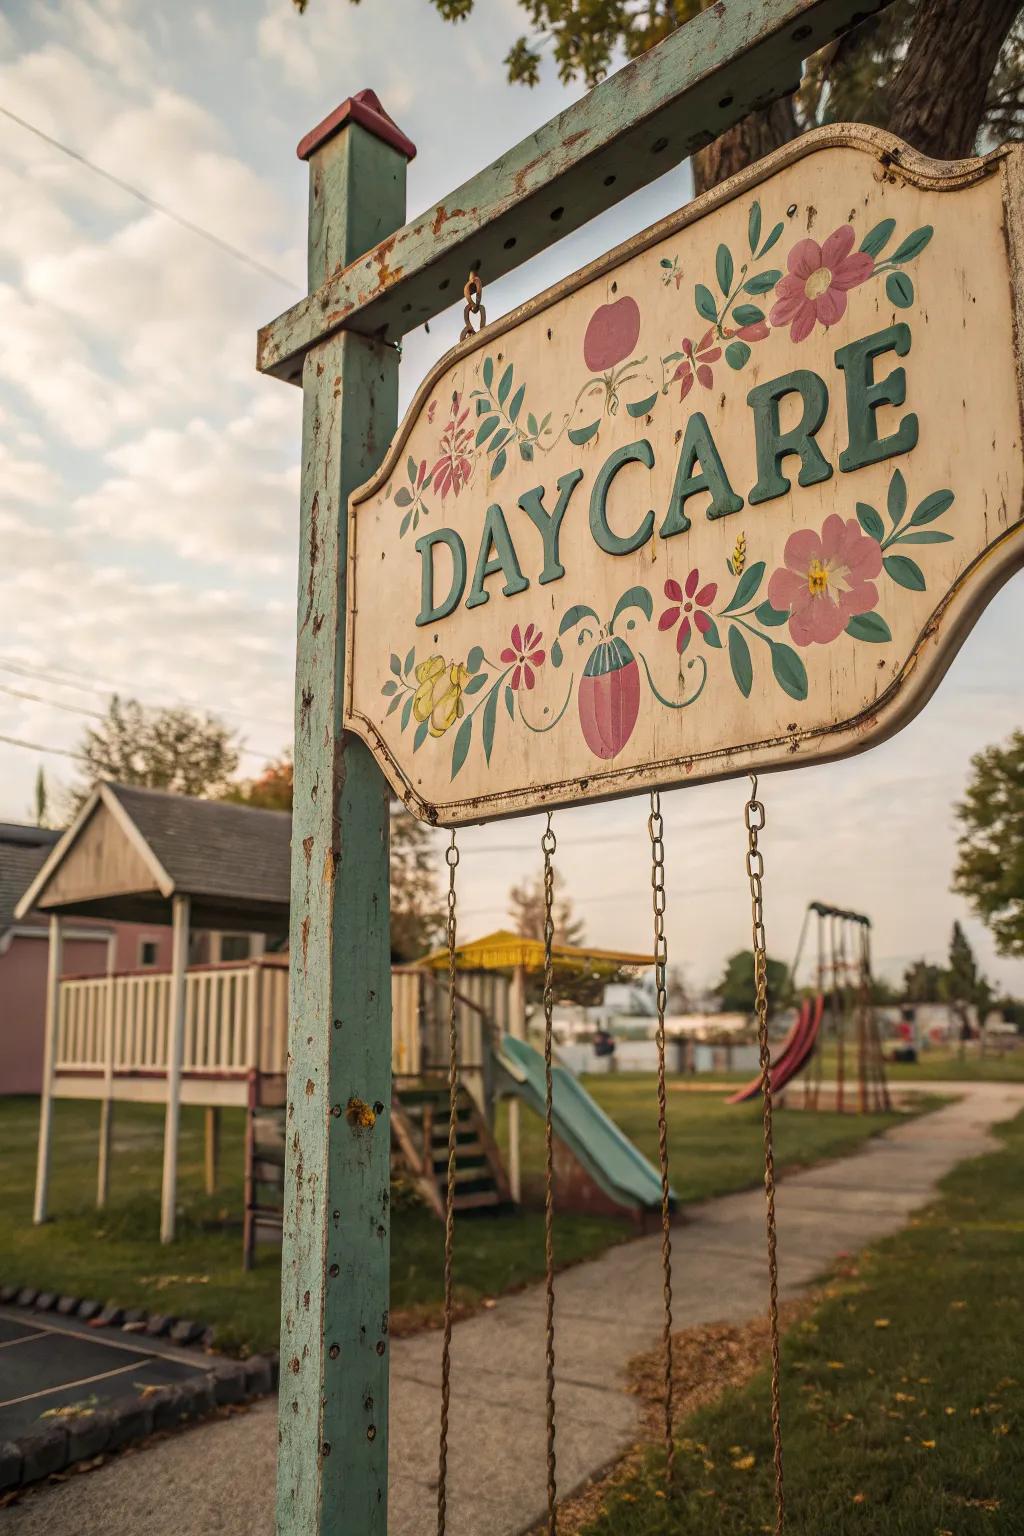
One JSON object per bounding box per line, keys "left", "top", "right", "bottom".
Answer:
{"left": 5, "top": 1081, "right": 1021, "bottom": 1536}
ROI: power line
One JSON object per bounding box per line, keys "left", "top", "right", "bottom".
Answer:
{"left": 0, "top": 733, "right": 84, "bottom": 763}
{"left": 0, "top": 682, "right": 104, "bottom": 719}
{"left": 0, "top": 105, "right": 298, "bottom": 293}
{"left": 0, "top": 657, "right": 290, "bottom": 747}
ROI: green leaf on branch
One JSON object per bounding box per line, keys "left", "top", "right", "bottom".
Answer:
{"left": 695, "top": 283, "right": 718, "bottom": 322}
{"left": 910, "top": 489, "right": 954, "bottom": 526}
{"left": 747, "top": 201, "right": 762, "bottom": 254}
{"left": 856, "top": 502, "right": 885, "bottom": 542}
{"left": 716, "top": 243, "right": 734, "bottom": 296}
{"left": 451, "top": 715, "right": 473, "bottom": 779}
{"left": 887, "top": 469, "right": 907, "bottom": 528}
{"left": 701, "top": 616, "right": 722, "bottom": 648}
{"left": 883, "top": 554, "right": 926, "bottom": 591}
{"left": 413, "top": 719, "right": 428, "bottom": 753}
{"left": 757, "top": 222, "right": 784, "bottom": 258}
{"left": 389, "top": 653, "right": 402, "bottom": 676}
{"left": 482, "top": 357, "right": 494, "bottom": 390}
{"left": 892, "top": 530, "right": 954, "bottom": 545}
{"left": 476, "top": 415, "right": 499, "bottom": 446}
{"left": 466, "top": 644, "right": 484, "bottom": 673}
{"left": 482, "top": 686, "right": 499, "bottom": 764}
{"left": 771, "top": 642, "right": 808, "bottom": 701}
{"left": 497, "top": 364, "right": 514, "bottom": 405}
{"left": 845, "top": 612, "right": 892, "bottom": 643}
{"left": 404, "top": 646, "right": 416, "bottom": 676}
{"left": 754, "top": 601, "right": 789, "bottom": 627}
{"left": 891, "top": 226, "right": 933, "bottom": 263}
{"left": 509, "top": 383, "right": 526, "bottom": 423}
{"left": 568, "top": 420, "right": 600, "bottom": 446}
{"left": 743, "top": 269, "right": 781, "bottom": 295}
{"left": 728, "top": 626, "right": 753, "bottom": 698}
{"left": 559, "top": 603, "right": 599, "bottom": 634}
{"left": 733, "top": 304, "right": 764, "bottom": 326}
{"left": 401, "top": 694, "right": 413, "bottom": 731}
{"left": 859, "top": 219, "right": 895, "bottom": 258}
{"left": 886, "top": 271, "right": 914, "bottom": 309}
{"left": 490, "top": 449, "right": 507, "bottom": 479}
{"left": 725, "top": 341, "right": 751, "bottom": 371}
{"left": 721, "top": 561, "right": 766, "bottom": 614}
{"left": 504, "top": 685, "right": 515, "bottom": 720}
{"left": 626, "top": 392, "right": 659, "bottom": 418}
{"left": 394, "top": 487, "right": 413, "bottom": 507}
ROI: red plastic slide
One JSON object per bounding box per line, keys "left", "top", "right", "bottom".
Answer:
{"left": 726, "top": 994, "right": 824, "bottom": 1104}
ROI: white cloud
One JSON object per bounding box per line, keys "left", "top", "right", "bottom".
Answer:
{"left": 0, "top": 441, "right": 61, "bottom": 506}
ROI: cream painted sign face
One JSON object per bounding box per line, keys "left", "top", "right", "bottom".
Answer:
{"left": 345, "top": 128, "right": 1024, "bottom": 826}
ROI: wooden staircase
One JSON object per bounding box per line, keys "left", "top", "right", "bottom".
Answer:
{"left": 392, "top": 1082, "right": 511, "bottom": 1217}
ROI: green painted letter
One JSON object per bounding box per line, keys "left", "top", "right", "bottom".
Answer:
{"left": 747, "top": 369, "right": 832, "bottom": 505}
{"left": 416, "top": 528, "right": 466, "bottom": 626}
{"left": 590, "top": 439, "right": 655, "bottom": 557}
{"left": 660, "top": 411, "right": 743, "bottom": 537}
{"left": 834, "top": 322, "right": 918, "bottom": 472}
{"left": 466, "top": 503, "right": 529, "bottom": 610}
{"left": 518, "top": 468, "right": 584, "bottom": 585}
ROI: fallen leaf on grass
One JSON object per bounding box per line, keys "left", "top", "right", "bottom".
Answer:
{"left": 920, "top": 1439, "right": 936, "bottom": 1449}
{"left": 873, "top": 1318, "right": 890, "bottom": 1328}
{"left": 731, "top": 1454, "right": 755, "bottom": 1470}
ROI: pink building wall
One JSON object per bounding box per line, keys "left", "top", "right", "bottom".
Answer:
{"left": 0, "top": 921, "right": 174, "bottom": 1096}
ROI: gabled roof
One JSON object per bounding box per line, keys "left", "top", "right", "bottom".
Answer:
{"left": 15, "top": 783, "right": 291, "bottom": 931}
{"left": 0, "top": 825, "right": 59, "bottom": 934}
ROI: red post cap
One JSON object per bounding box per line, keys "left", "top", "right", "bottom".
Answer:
{"left": 296, "top": 89, "right": 417, "bottom": 163}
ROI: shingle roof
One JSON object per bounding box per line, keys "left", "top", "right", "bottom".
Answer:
{"left": 105, "top": 784, "right": 291, "bottom": 908}
{"left": 0, "top": 828, "right": 58, "bottom": 933}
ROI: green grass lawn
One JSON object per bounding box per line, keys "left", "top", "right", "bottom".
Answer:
{"left": 498, "top": 1073, "right": 913, "bottom": 1204}
{"left": 582, "top": 1106, "right": 1024, "bottom": 1536}
{"left": 0, "top": 1080, "right": 921, "bottom": 1356}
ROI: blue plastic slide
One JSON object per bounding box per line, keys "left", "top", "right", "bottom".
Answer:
{"left": 496, "top": 1034, "right": 675, "bottom": 1212}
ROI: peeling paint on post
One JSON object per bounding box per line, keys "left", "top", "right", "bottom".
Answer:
{"left": 273, "top": 95, "right": 413, "bottom": 1536}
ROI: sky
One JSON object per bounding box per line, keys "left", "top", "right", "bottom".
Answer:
{"left": 1, "top": 0, "right": 1022, "bottom": 996}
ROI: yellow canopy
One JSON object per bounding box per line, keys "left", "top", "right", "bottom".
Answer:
{"left": 418, "top": 927, "right": 653, "bottom": 976}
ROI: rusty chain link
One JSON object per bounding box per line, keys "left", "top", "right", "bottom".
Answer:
{"left": 647, "top": 791, "right": 675, "bottom": 1482}
{"left": 744, "top": 776, "right": 785, "bottom": 1535}
{"left": 459, "top": 271, "right": 486, "bottom": 340}
{"left": 541, "top": 813, "right": 558, "bottom": 1533}
{"left": 437, "top": 829, "right": 460, "bottom": 1536}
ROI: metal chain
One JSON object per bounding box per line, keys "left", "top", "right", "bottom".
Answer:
{"left": 437, "top": 830, "right": 460, "bottom": 1536}
{"left": 541, "top": 813, "right": 558, "bottom": 1534}
{"left": 743, "top": 776, "right": 785, "bottom": 1534}
{"left": 459, "top": 272, "right": 486, "bottom": 340}
{"left": 647, "top": 791, "right": 674, "bottom": 1481}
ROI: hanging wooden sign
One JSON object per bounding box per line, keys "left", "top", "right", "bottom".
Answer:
{"left": 344, "top": 126, "right": 1024, "bottom": 825}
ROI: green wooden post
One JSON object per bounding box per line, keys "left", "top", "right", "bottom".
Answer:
{"left": 277, "top": 93, "right": 414, "bottom": 1536}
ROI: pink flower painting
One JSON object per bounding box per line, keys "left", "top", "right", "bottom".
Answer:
{"left": 672, "top": 331, "right": 721, "bottom": 401}
{"left": 769, "top": 226, "right": 874, "bottom": 342}
{"left": 431, "top": 392, "right": 473, "bottom": 499}
{"left": 768, "top": 515, "right": 883, "bottom": 647}
{"left": 658, "top": 570, "right": 718, "bottom": 653}
{"left": 501, "top": 623, "right": 546, "bottom": 690}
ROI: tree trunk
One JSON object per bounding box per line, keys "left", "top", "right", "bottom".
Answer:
{"left": 887, "top": 0, "right": 1019, "bottom": 159}
{"left": 692, "top": 94, "right": 799, "bottom": 196}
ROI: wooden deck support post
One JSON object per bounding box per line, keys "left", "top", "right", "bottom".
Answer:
{"left": 97, "top": 930, "right": 118, "bottom": 1208}
{"left": 274, "top": 94, "right": 412, "bottom": 1536}
{"left": 33, "top": 914, "right": 63, "bottom": 1225}
{"left": 160, "top": 893, "right": 191, "bottom": 1244}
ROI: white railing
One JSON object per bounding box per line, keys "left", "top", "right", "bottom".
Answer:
{"left": 57, "top": 959, "right": 509, "bottom": 1090}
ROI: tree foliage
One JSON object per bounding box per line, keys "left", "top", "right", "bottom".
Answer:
{"left": 298, "top": 0, "right": 1023, "bottom": 198}
{"left": 714, "top": 948, "right": 791, "bottom": 1015}
{"left": 954, "top": 729, "right": 1024, "bottom": 958}
{"left": 74, "top": 696, "right": 239, "bottom": 807}
{"left": 508, "top": 866, "right": 585, "bottom": 946}
{"left": 222, "top": 754, "right": 443, "bottom": 960}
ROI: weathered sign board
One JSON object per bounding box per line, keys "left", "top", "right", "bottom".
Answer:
{"left": 344, "top": 126, "right": 1024, "bottom": 825}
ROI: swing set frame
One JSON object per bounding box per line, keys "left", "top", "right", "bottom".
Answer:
{"left": 257, "top": 4, "right": 906, "bottom": 1531}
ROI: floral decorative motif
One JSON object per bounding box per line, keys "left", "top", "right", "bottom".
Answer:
{"left": 384, "top": 473, "right": 955, "bottom": 777}
{"left": 659, "top": 571, "right": 719, "bottom": 652}
{"left": 769, "top": 225, "right": 875, "bottom": 342}
{"left": 672, "top": 332, "right": 722, "bottom": 400}
{"left": 412, "top": 656, "right": 470, "bottom": 737}
{"left": 767, "top": 515, "right": 883, "bottom": 646}
{"left": 501, "top": 623, "right": 546, "bottom": 690}
{"left": 431, "top": 393, "right": 474, "bottom": 499}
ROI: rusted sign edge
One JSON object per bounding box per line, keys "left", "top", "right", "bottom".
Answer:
{"left": 342, "top": 128, "right": 1023, "bottom": 827}
{"left": 257, "top": 0, "right": 899, "bottom": 381}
